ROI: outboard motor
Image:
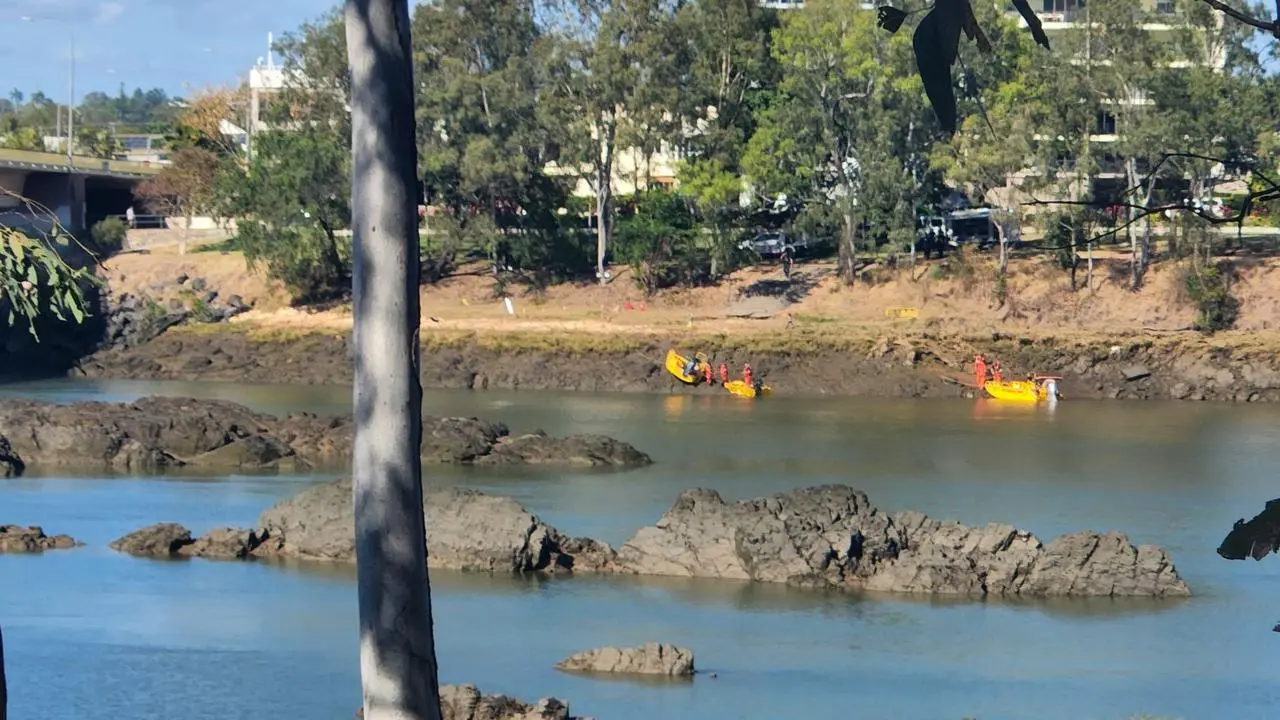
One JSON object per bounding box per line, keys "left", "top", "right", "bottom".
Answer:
{"left": 753, "top": 378, "right": 764, "bottom": 397}
{"left": 1043, "top": 378, "right": 1059, "bottom": 403}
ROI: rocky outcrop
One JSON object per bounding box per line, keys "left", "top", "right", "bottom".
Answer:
{"left": 0, "top": 436, "right": 22, "bottom": 478}
{"left": 254, "top": 478, "right": 614, "bottom": 572}
{"left": 556, "top": 643, "right": 695, "bottom": 677}
{"left": 1218, "top": 499, "right": 1280, "bottom": 561}
{"left": 0, "top": 397, "right": 292, "bottom": 473}
{"left": 98, "top": 281, "right": 252, "bottom": 354}
{"left": 0, "top": 525, "right": 79, "bottom": 553}
{"left": 0, "top": 397, "right": 651, "bottom": 472}
{"left": 109, "top": 523, "right": 271, "bottom": 559}
{"left": 238, "top": 479, "right": 1186, "bottom": 598}
{"left": 355, "top": 684, "right": 585, "bottom": 720}
{"left": 614, "top": 486, "right": 1190, "bottom": 597}
{"left": 477, "top": 432, "right": 653, "bottom": 467}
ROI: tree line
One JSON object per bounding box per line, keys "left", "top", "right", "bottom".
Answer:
{"left": 0, "top": 86, "right": 180, "bottom": 158}
{"left": 133, "top": 0, "right": 1277, "bottom": 303}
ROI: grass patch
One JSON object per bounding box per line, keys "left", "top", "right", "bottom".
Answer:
{"left": 192, "top": 238, "right": 240, "bottom": 254}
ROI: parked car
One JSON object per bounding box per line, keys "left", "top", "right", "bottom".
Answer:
{"left": 738, "top": 231, "right": 809, "bottom": 258}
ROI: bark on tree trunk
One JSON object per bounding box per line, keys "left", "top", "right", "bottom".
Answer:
{"left": 839, "top": 211, "right": 855, "bottom": 284}
{"left": 595, "top": 120, "right": 615, "bottom": 285}
{"left": 1, "top": 622, "right": 7, "bottom": 720}
{"left": 345, "top": 2, "right": 443, "bottom": 720}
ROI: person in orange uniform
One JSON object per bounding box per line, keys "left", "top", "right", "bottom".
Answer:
{"left": 743, "top": 363, "right": 754, "bottom": 387}
{"left": 703, "top": 362, "right": 713, "bottom": 385}
{"left": 974, "top": 354, "right": 988, "bottom": 388}
{"left": 719, "top": 362, "right": 729, "bottom": 384}
{"left": 991, "top": 359, "right": 1003, "bottom": 382}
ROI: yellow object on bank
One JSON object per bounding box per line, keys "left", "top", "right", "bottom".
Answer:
{"left": 982, "top": 379, "right": 1056, "bottom": 402}
{"left": 723, "top": 380, "right": 773, "bottom": 399}
{"left": 664, "top": 349, "right": 707, "bottom": 384}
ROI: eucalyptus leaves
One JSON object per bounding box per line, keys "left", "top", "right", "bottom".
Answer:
{"left": 0, "top": 227, "right": 96, "bottom": 339}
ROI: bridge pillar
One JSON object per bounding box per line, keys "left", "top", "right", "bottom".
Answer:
{"left": 22, "top": 172, "right": 86, "bottom": 237}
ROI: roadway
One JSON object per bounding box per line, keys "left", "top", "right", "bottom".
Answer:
{"left": 0, "top": 148, "right": 162, "bottom": 180}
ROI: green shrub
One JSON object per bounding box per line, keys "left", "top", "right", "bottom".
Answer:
{"left": 1184, "top": 263, "right": 1240, "bottom": 334}
{"left": 90, "top": 217, "right": 128, "bottom": 256}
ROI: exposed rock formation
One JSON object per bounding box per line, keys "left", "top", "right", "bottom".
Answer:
{"left": 238, "top": 479, "right": 1187, "bottom": 598}
{"left": 0, "top": 525, "right": 79, "bottom": 553}
{"left": 254, "top": 479, "right": 613, "bottom": 572}
{"left": 614, "top": 486, "right": 1190, "bottom": 597}
{"left": 0, "top": 397, "right": 651, "bottom": 472}
{"left": 556, "top": 643, "right": 695, "bottom": 677}
{"left": 0, "top": 437, "right": 22, "bottom": 478}
{"left": 1218, "top": 499, "right": 1280, "bottom": 561}
{"left": 109, "top": 523, "right": 271, "bottom": 560}
{"left": 354, "top": 684, "right": 585, "bottom": 720}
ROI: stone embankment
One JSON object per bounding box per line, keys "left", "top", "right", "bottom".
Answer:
{"left": 0, "top": 397, "right": 651, "bottom": 474}
{"left": 116, "top": 480, "right": 1190, "bottom": 599}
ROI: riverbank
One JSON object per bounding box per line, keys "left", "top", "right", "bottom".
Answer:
{"left": 55, "top": 245, "right": 1280, "bottom": 401}
{"left": 75, "top": 322, "right": 1280, "bottom": 402}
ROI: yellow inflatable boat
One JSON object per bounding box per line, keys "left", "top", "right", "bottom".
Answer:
{"left": 664, "top": 349, "right": 708, "bottom": 384}
{"left": 724, "top": 379, "right": 772, "bottom": 399}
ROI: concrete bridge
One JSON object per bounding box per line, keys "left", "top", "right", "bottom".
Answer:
{"left": 0, "top": 148, "right": 161, "bottom": 239}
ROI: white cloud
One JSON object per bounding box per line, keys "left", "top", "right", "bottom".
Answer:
{"left": 95, "top": 2, "right": 125, "bottom": 24}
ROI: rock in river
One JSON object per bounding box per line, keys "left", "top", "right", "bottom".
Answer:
{"left": 0, "top": 435, "right": 24, "bottom": 477}
{"left": 355, "top": 684, "right": 585, "bottom": 720}
{"left": 0, "top": 397, "right": 651, "bottom": 472}
{"left": 614, "top": 485, "right": 1190, "bottom": 597}
{"left": 251, "top": 480, "right": 1186, "bottom": 598}
{"left": 556, "top": 643, "right": 695, "bottom": 677}
{"left": 255, "top": 478, "right": 614, "bottom": 572}
{"left": 109, "top": 523, "right": 272, "bottom": 560}
{"left": 0, "top": 525, "right": 79, "bottom": 553}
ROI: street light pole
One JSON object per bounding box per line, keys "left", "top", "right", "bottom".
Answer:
{"left": 67, "top": 29, "right": 75, "bottom": 169}
{"left": 20, "top": 15, "right": 75, "bottom": 168}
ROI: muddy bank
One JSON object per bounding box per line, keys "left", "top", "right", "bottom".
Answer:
{"left": 73, "top": 326, "right": 1280, "bottom": 402}
{"left": 0, "top": 397, "right": 650, "bottom": 474}
{"left": 120, "top": 479, "right": 1190, "bottom": 598}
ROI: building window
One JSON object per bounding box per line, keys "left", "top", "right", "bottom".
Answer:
{"left": 1156, "top": 1, "right": 1175, "bottom": 13}
{"left": 1096, "top": 111, "right": 1116, "bottom": 135}
{"left": 1042, "top": 0, "right": 1085, "bottom": 12}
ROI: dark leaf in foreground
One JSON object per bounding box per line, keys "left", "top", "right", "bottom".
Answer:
{"left": 1010, "top": 0, "right": 1052, "bottom": 49}
{"left": 961, "top": 0, "right": 992, "bottom": 54}
{"left": 876, "top": 6, "right": 908, "bottom": 34}
{"left": 913, "top": 8, "right": 958, "bottom": 134}
{"left": 1218, "top": 498, "right": 1280, "bottom": 561}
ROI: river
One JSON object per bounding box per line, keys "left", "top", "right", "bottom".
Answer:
{"left": 1, "top": 379, "right": 1277, "bottom": 720}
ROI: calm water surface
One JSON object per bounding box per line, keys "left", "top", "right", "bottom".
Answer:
{"left": 1, "top": 378, "right": 1278, "bottom": 720}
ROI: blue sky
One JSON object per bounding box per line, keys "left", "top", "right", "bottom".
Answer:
{"left": 0, "top": 0, "right": 344, "bottom": 100}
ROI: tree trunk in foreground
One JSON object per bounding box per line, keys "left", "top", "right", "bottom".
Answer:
{"left": 1, "top": 622, "right": 7, "bottom": 720}
{"left": 345, "top": 2, "right": 443, "bottom": 720}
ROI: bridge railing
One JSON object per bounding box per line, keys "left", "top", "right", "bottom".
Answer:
{"left": 106, "top": 213, "right": 168, "bottom": 229}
